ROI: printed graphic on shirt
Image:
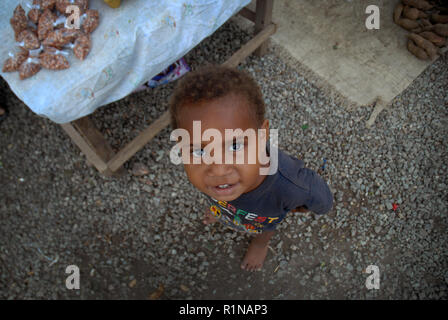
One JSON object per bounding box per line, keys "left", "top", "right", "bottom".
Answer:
{"left": 207, "top": 197, "right": 281, "bottom": 234}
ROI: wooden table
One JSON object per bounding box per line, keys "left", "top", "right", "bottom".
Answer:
{"left": 61, "top": 0, "right": 275, "bottom": 176}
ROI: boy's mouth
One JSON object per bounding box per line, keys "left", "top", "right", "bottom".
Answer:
{"left": 210, "top": 182, "right": 239, "bottom": 196}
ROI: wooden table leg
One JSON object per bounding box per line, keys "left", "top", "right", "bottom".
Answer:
{"left": 61, "top": 116, "right": 125, "bottom": 176}
{"left": 254, "top": 0, "right": 274, "bottom": 56}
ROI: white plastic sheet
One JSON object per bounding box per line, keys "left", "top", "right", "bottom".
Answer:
{"left": 0, "top": 0, "right": 250, "bottom": 123}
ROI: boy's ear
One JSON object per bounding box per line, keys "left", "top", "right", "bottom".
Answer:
{"left": 261, "top": 119, "right": 269, "bottom": 139}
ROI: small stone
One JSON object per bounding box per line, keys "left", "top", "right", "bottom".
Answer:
{"left": 132, "top": 163, "right": 149, "bottom": 176}
{"left": 180, "top": 284, "right": 189, "bottom": 292}
{"left": 129, "top": 279, "right": 137, "bottom": 288}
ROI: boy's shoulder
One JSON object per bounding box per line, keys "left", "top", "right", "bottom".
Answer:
{"left": 275, "top": 147, "right": 314, "bottom": 192}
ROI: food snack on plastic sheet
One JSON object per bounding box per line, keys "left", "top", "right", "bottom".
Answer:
{"left": 43, "top": 28, "right": 80, "bottom": 48}
{"left": 2, "top": 48, "right": 30, "bottom": 73}
{"left": 28, "top": 8, "right": 41, "bottom": 25}
{"left": 17, "top": 29, "right": 41, "bottom": 50}
{"left": 39, "top": 49, "right": 70, "bottom": 70}
{"left": 38, "top": 9, "right": 56, "bottom": 40}
{"left": 82, "top": 10, "right": 100, "bottom": 34}
{"left": 18, "top": 57, "right": 41, "bottom": 80}
{"left": 73, "top": 33, "right": 91, "bottom": 60}
{"left": 56, "top": 0, "right": 89, "bottom": 15}
{"left": 10, "top": 5, "right": 28, "bottom": 41}
{"left": 41, "top": 0, "right": 57, "bottom": 10}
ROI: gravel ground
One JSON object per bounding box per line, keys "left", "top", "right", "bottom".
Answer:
{"left": 0, "top": 18, "right": 447, "bottom": 300}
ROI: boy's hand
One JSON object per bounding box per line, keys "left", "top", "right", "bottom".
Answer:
{"left": 203, "top": 210, "right": 218, "bottom": 225}
{"left": 292, "top": 206, "right": 309, "bottom": 213}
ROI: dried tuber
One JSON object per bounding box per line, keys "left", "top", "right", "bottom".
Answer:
{"left": 431, "top": 14, "right": 448, "bottom": 24}
{"left": 401, "top": 0, "right": 433, "bottom": 11}
{"left": 407, "top": 39, "right": 429, "bottom": 59}
{"left": 394, "top": 3, "right": 404, "bottom": 24}
{"left": 419, "top": 31, "right": 446, "bottom": 46}
{"left": 397, "top": 18, "right": 420, "bottom": 30}
{"left": 408, "top": 33, "right": 438, "bottom": 59}
{"left": 403, "top": 6, "right": 427, "bottom": 20}
{"left": 431, "top": 24, "right": 448, "bottom": 37}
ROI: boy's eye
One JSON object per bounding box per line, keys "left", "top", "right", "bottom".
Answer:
{"left": 229, "top": 142, "right": 243, "bottom": 152}
{"left": 192, "top": 148, "right": 204, "bottom": 157}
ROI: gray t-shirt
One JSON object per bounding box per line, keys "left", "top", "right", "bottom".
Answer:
{"left": 205, "top": 146, "right": 333, "bottom": 234}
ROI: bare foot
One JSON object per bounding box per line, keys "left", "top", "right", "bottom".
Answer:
{"left": 202, "top": 211, "right": 217, "bottom": 225}
{"left": 240, "top": 237, "right": 269, "bottom": 272}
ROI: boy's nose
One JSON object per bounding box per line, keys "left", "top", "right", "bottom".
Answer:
{"left": 206, "top": 163, "right": 234, "bottom": 177}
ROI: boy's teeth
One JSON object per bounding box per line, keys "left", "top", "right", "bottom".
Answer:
{"left": 218, "top": 184, "right": 229, "bottom": 188}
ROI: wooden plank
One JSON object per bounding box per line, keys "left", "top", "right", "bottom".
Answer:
{"left": 223, "top": 23, "right": 276, "bottom": 68}
{"left": 238, "top": 7, "right": 256, "bottom": 22}
{"left": 72, "top": 117, "right": 115, "bottom": 162}
{"left": 254, "top": 0, "right": 274, "bottom": 56}
{"left": 72, "top": 116, "right": 126, "bottom": 176}
{"left": 107, "top": 110, "right": 171, "bottom": 172}
{"left": 61, "top": 122, "right": 108, "bottom": 173}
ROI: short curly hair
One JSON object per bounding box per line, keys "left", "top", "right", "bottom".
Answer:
{"left": 169, "top": 65, "right": 265, "bottom": 129}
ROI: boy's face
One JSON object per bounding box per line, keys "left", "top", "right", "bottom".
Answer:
{"left": 176, "top": 93, "right": 269, "bottom": 202}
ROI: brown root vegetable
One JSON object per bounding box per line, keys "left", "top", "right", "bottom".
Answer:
{"left": 401, "top": 0, "right": 433, "bottom": 11}
{"left": 17, "top": 29, "right": 41, "bottom": 50}
{"left": 73, "top": 33, "right": 91, "bottom": 60}
{"left": 419, "top": 31, "right": 446, "bottom": 46}
{"left": 38, "top": 9, "right": 56, "bottom": 41}
{"left": 433, "top": 24, "right": 448, "bottom": 36}
{"left": 10, "top": 5, "right": 28, "bottom": 41}
{"left": 403, "top": 6, "right": 427, "bottom": 20}
{"left": 407, "top": 39, "right": 429, "bottom": 60}
{"left": 394, "top": 3, "right": 404, "bottom": 23}
{"left": 2, "top": 48, "right": 29, "bottom": 72}
{"left": 431, "top": 14, "right": 448, "bottom": 24}
{"left": 19, "top": 58, "right": 41, "bottom": 80}
{"left": 397, "top": 18, "right": 420, "bottom": 30}
{"left": 419, "top": 18, "right": 432, "bottom": 27}
{"left": 408, "top": 33, "right": 439, "bottom": 59}
{"left": 82, "top": 10, "right": 99, "bottom": 34}
{"left": 39, "top": 51, "right": 70, "bottom": 70}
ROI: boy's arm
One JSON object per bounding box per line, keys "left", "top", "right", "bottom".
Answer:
{"left": 291, "top": 205, "right": 309, "bottom": 213}
{"left": 287, "top": 168, "right": 333, "bottom": 215}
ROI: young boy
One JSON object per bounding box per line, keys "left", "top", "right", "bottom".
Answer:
{"left": 169, "top": 65, "right": 333, "bottom": 272}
